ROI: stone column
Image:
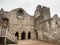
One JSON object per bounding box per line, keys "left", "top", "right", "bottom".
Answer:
{"left": 19, "top": 33, "right": 21, "bottom": 40}
{"left": 31, "top": 31, "right": 36, "bottom": 40}
{"left": 26, "top": 32, "right": 28, "bottom": 40}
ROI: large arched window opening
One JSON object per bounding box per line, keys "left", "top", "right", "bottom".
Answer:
{"left": 17, "top": 9, "right": 24, "bottom": 19}
{"left": 28, "top": 32, "right": 31, "bottom": 39}
{"left": 21, "top": 31, "right": 26, "bottom": 40}
{"left": 17, "top": 9, "right": 24, "bottom": 16}
{"left": 15, "top": 32, "right": 19, "bottom": 40}
{"left": 2, "top": 18, "right": 9, "bottom": 28}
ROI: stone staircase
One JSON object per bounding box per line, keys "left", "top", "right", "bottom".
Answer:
{"left": 6, "top": 30, "right": 17, "bottom": 43}
{"left": 0, "top": 28, "right": 17, "bottom": 44}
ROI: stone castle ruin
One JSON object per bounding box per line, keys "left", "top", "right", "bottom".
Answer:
{"left": 0, "top": 5, "right": 60, "bottom": 44}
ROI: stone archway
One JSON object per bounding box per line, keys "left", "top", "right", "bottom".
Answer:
{"left": 15, "top": 32, "right": 19, "bottom": 40}
{"left": 21, "top": 31, "right": 26, "bottom": 40}
{"left": 28, "top": 32, "right": 31, "bottom": 39}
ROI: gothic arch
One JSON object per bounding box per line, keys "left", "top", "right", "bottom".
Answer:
{"left": 16, "top": 9, "right": 24, "bottom": 19}
{"left": 17, "top": 9, "right": 24, "bottom": 16}
{"left": 28, "top": 32, "right": 31, "bottom": 39}
{"left": 21, "top": 31, "right": 26, "bottom": 40}
{"left": 15, "top": 32, "right": 19, "bottom": 40}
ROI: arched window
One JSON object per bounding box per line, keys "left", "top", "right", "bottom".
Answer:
{"left": 2, "top": 18, "right": 9, "bottom": 28}
{"left": 17, "top": 9, "right": 24, "bottom": 19}
{"left": 17, "top": 9, "right": 24, "bottom": 16}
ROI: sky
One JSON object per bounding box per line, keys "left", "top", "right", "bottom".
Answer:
{"left": 0, "top": 0, "right": 60, "bottom": 17}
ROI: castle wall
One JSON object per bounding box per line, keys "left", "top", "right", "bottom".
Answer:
{"left": 34, "top": 5, "right": 51, "bottom": 20}
{"left": 35, "top": 14, "right": 60, "bottom": 43}
{"left": 9, "top": 8, "right": 35, "bottom": 40}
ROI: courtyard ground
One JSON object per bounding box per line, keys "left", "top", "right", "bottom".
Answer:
{"left": 17, "top": 40, "right": 60, "bottom": 45}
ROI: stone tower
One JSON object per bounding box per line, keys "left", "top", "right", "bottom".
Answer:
{"left": 34, "top": 5, "right": 51, "bottom": 20}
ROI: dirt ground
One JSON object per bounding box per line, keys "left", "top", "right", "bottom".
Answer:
{"left": 18, "top": 40, "right": 59, "bottom": 45}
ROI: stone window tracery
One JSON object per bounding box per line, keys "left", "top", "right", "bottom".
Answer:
{"left": 17, "top": 9, "right": 24, "bottom": 19}
{"left": 17, "top": 9, "right": 24, "bottom": 16}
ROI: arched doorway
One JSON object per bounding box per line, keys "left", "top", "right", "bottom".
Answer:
{"left": 34, "top": 30, "right": 38, "bottom": 39}
{"left": 28, "top": 32, "right": 31, "bottom": 39}
{"left": 21, "top": 31, "right": 25, "bottom": 40}
{"left": 15, "top": 32, "right": 19, "bottom": 40}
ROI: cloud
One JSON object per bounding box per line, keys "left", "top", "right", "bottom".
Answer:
{"left": 0, "top": 0, "right": 60, "bottom": 16}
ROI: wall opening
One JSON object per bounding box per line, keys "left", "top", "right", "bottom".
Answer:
{"left": 34, "top": 30, "right": 38, "bottom": 39}
{"left": 56, "top": 22, "right": 58, "bottom": 24}
{"left": 2, "top": 18, "right": 9, "bottom": 28}
{"left": 21, "top": 31, "right": 25, "bottom": 40}
{"left": 15, "top": 32, "right": 19, "bottom": 40}
{"left": 28, "top": 32, "right": 31, "bottom": 39}
{"left": 17, "top": 9, "right": 24, "bottom": 16}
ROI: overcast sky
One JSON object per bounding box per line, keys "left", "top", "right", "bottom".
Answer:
{"left": 0, "top": 0, "right": 60, "bottom": 17}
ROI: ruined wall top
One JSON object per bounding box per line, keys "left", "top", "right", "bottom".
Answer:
{"left": 34, "top": 5, "right": 51, "bottom": 20}
{"left": 36, "top": 5, "right": 50, "bottom": 10}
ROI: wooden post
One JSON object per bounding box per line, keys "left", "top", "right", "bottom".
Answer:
{"left": 4, "top": 29, "right": 6, "bottom": 45}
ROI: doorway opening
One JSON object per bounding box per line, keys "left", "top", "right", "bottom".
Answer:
{"left": 15, "top": 32, "right": 19, "bottom": 40}
{"left": 21, "top": 31, "right": 25, "bottom": 40}
{"left": 28, "top": 32, "right": 31, "bottom": 39}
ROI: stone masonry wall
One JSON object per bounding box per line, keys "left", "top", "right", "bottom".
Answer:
{"left": 9, "top": 8, "right": 35, "bottom": 40}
